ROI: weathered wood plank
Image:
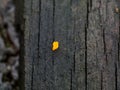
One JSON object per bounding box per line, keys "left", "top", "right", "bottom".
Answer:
{"left": 24, "top": 0, "right": 33, "bottom": 89}
{"left": 53, "top": 0, "right": 71, "bottom": 89}
{"left": 24, "top": 0, "right": 87, "bottom": 89}
{"left": 24, "top": 0, "right": 40, "bottom": 90}
{"left": 53, "top": 0, "right": 75, "bottom": 89}
{"left": 71, "top": 0, "right": 87, "bottom": 90}
{"left": 87, "top": 0, "right": 119, "bottom": 90}
{"left": 34, "top": 0, "right": 55, "bottom": 90}
{"left": 100, "top": 0, "right": 119, "bottom": 90}
{"left": 23, "top": 0, "right": 120, "bottom": 90}
{"left": 87, "top": 0, "right": 103, "bottom": 89}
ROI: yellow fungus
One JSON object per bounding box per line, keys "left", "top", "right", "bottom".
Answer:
{"left": 52, "top": 41, "right": 59, "bottom": 51}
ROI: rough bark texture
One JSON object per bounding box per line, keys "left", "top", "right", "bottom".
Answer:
{"left": 23, "top": 0, "right": 120, "bottom": 90}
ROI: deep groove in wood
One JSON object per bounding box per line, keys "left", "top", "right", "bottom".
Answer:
{"left": 31, "top": 57, "right": 34, "bottom": 90}
{"left": 52, "top": 0, "right": 55, "bottom": 65}
{"left": 53, "top": 0, "right": 55, "bottom": 41}
{"left": 85, "top": 0, "right": 90, "bottom": 89}
{"left": 98, "top": 1, "right": 103, "bottom": 90}
{"left": 30, "top": 1, "right": 34, "bottom": 90}
{"left": 38, "top": 1, "right": 41, "bottom": 89}
{"left": 70, "top": 69, "right": 73, "bottom": 90}
{"left": 72, "top": 0, "right": 76, "bottom": 73}
{"left": 115, "top": 63, "right": 118, "bottom": 90}
{"left": 73, "top": 46, "right": 76, "bottom": 73}
{"left": 100, "top": 0, "right": 108, "bottom": 64}
{"left": 38, "top": 0, "right": 41, "bottom": 58}
{"left": 118, "top": 12, "right": 120, "bottom": 62}
{"left": 99, "top": 0, "right": 108, "bottom": 67}
{"left": 103, "top": 27, "right": 108, "bottom": 65}
{"left": 101, "top": 71, "right": 103, "bottom": 90}
{"left": 90, "top": 0, "right": 92, "bottom": 10}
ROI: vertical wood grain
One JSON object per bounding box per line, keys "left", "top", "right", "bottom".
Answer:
{"left": 23, "top": 0, "right": 120, "bottom": 90}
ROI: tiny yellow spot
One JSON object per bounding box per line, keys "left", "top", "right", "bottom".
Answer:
{"left": 52, "top": 41, "right": 59, "bottom": 51}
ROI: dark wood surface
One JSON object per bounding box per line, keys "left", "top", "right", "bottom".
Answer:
{"left": 23, "top": 0, "right": 120, "bottom": 90}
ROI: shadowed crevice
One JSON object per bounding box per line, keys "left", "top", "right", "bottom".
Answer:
{"left": 101, "top": 71, "right": 103, "bottom": 90}
{"left": 70, "top": 69, "right": 73, "bottom": 90}
{"left": 85, "top": 0, "right": 89, "bottom": 90}
{"left": 30, "top": 1, "right": 34, "bottom": 90}
{"left": 102, "top": 28, "right": 108, "bottom": 64}
{"left": 52, "top": 0, "right": 56, "bottom": 66}
{"left": 115, "top": 63, "right": 118, "bottom": 90}
{"left": 73, "top": 46, "right": 76, "bottom": 73}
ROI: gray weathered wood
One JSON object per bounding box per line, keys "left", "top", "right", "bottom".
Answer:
{"left": 86, "top": 0, "right": 120, "bottom": 90}
{"left": 22, "top": 0, "right": 120, "bottom": 90}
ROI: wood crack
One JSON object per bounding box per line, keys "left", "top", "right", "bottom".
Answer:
{"left": 52, "top": 0, "right": 55, "bottom": 65}
{"left": 70, "top": 69, "right": 73, "bottom": 90}
{"left": 31, "top": 57, "right": 34, "bottom": 90}
{"left": 89, "top": 0, "right": 92, "bottom": 11}
{"left": 101, "top": 71, "right": 103, "bottom": 90}
{"left": 99, "top": 0, "right": 108, "bottom": 65}
{"left": 103, "top": 28, "right": 108, "bottom": 64}
{"left": 115, "top": 63, "right": 117, "bottom": 90}
{"left": 118, "top": 11, "right": 120, "bottom": 63}
{"left": 53, "top": 0, "right": 55, "bottom": 41}
{"left": 85, "top": 0, "right": 91, "bottom": 90}
{"left": 73, "top": 46, "right": 76, "bottom": 73}
{"left": 72, "top": 0, "right": 76, "bottom": 73}
{"left": 38, "top": 0, "right": 41, "bottom": 59}
{"left": 30, "top": 1, "right": 34, "bottom": 90}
